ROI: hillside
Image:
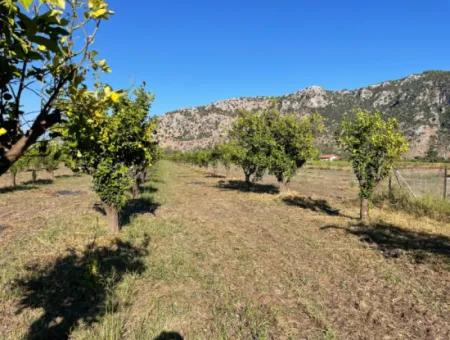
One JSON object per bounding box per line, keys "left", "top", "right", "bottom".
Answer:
{"left": 157, "top": 71, "right": 450, "bottom": 158}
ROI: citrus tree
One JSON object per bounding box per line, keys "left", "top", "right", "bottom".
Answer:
{"left": 38, "top": 141, "right": 62, "bottom": 179}
{"left": 59, "top": 85, "right": 157, "bottom": 232}
{"left": 265, "top": 110, "right": 324, "bottom": 191}
{"left": 112, "top": 85, "right": 158, "bottom": 199}
{"left": 0, "top": 0, "right": 112, "bottom": 175}
{"left": 337, "top": 110, "right": 408, "bottom": 222}
{"left": 9, "top": 154, "right": 27, "bottom": 187}
{"left": 213, "top": 143, "right": 239, "bottom": 177}
{"left": 229, "top": 111, "right": 274, "bottom": 185}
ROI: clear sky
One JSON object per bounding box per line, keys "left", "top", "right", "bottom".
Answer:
{"left": 94, "top": 0, "right": 450, "bottom": 115}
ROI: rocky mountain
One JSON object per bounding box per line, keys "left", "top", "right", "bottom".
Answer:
{"left": 157, "top": 71, "right": 450, "bottom": 158}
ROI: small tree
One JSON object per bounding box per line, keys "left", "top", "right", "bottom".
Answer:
{"left": 265, "top": 111, "right": 324, "bottom": 191}
{"left": 22, "top": 146, "right": 42, "bottom": 183}
{"left": 337, "top": 110, "right": 408, "bottom": 222}
{"left": 9, "top": 156, "right": 27, "bottom": 187}
{"left": 215, "top": 143, "right": 238, "bottom": 177}
{"left": 59, "top": 85, "right": 135, "bottom": 232}
{"left": 39, "top": 141, "right": 62, "bottom": 179}
{"left": 229, "top": 111, "right": 274, "bottom": 185}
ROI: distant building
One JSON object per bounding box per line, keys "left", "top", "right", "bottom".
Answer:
{"left": 319, "top": 154, "right": 340, "bottom": 161}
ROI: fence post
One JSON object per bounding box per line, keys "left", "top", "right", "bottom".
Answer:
{"left": 444, "top": 166, "right": 448, "bottom": 200}
{"left": 388, "top": 174, "right": 392, "bottom": 197}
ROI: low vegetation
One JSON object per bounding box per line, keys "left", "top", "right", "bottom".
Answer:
{"left": 374, "top": 188, "right": 450, "bottom": 223}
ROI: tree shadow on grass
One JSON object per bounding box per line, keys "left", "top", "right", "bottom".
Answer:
{"left": 92, "top": 197, "right": 160, "bottom": 226}
{"left": 282, "top": 195, "right": 356, "bottom": 219}
{"left": 0, "top": 184, "right": 38, "bottom": 194}
{"left": 141, "top": 184, "right": 158, "bottom": 194}
{"left": 121, "top": 197, "right": 160, "bottom": 226}
{"left": 205, "top": 172, "right": 226, "bottom": 179}
{"left": 22, "top": 179, "right": 54, "bottom": 186}
{"left": 322, "top": 222, "right": 450, "bottom": 265}
{"left": 217, "top": 180, "right": 279, "bottom": 194}
{"left": 55, "top": 174, "right": 75, "bottom": 179}
{"left": 14, "top": 237, "right": 149, "bottom": 340}
{"left": 154, "top": 331, "right": 184, "bottom": 340}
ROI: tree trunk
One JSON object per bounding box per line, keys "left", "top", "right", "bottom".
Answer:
{"left": 360, "top": 197, "right": 369, "bottom": 223}
{"left": 105, "top": 205, "right": 120, "bottom": 233}
{"left": 244, "top": 172, "right": 251, "bottom": 188}
{"left": 32, "top": 170, "right": 37, "bottom": 183}
{"left": 11, "top": 172, "right": 17, "bottom": 187}
{"left": 0, "top": 111, "right": 61, "bottom": 176}
{"left": 279, "top": 181, "right": 289, "bottom": 193}
{"left": 132, "top": 178, "right": 140, "bottom": 199}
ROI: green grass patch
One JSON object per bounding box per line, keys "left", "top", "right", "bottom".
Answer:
{"left": 374, "top": 188, "right": 450, "bottom": 222}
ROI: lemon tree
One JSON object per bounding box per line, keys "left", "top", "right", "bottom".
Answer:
{"left": 337, "top": 110, "right": 409, "bottom": 222}
{"left": 0, "top": 0, "right": 112, "bottom": 175}
{"left": 60, "top": 85, "right": 158, "bottom": 232}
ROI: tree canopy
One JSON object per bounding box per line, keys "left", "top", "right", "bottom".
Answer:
{"left": 229, "top": 110, "right": 323, "bottom": 186}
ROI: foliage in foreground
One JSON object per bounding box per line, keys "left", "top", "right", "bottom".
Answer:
{"left": 0, "top": 0, "right": 113, "bottom": 175}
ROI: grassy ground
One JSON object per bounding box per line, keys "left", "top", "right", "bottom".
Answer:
{"left": 1, "top": 161, "right": 449, "bottom": 339}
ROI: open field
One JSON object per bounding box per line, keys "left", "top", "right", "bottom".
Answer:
{"left": 1, "top": 161, "right": 449, "bottom": 339}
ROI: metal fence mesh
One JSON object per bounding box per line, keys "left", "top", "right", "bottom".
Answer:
{"left": 391, "top": 168, "right": 447, "bottom": 199}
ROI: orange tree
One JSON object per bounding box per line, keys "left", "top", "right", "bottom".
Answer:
{"left": 229, "top": 111, "right": 274, "bottom": 185}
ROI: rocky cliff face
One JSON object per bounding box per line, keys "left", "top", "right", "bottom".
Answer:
{"left": 157, "top": 71, "right": 450, "bottom": 158}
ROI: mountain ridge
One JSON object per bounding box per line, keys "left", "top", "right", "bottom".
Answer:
{"left": 156, "top": 70, "right": 450, "bottom": 158}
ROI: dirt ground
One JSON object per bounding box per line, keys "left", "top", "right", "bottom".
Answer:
{"left": 0, "top": 161, "right": 449, "bottom": 339}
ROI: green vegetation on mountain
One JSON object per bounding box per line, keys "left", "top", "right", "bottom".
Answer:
{"left": 157, "top": 71, "right": 450, "bottom": 158}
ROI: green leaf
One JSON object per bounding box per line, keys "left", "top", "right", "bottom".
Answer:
{"left": 29, "top": 35, "right": 60, "bottom": 54}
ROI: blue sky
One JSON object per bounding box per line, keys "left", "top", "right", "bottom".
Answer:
{"left": 94, "top": 0, "right": 450, "bottom": 115}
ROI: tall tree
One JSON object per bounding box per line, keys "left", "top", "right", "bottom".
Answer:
{"left": 337, "top": 110, "right": 408, "bottom": 222}
{"left": 0, "top": 0, "right": 112, "bottom": 175}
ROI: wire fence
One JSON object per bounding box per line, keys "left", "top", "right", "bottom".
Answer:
{"left": 389, "top": 167, "right": 449, "bottom": 200}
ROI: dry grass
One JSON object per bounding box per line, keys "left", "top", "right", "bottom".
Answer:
{"left": 0, "top": 162, "right": 449, "bottom": 339}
